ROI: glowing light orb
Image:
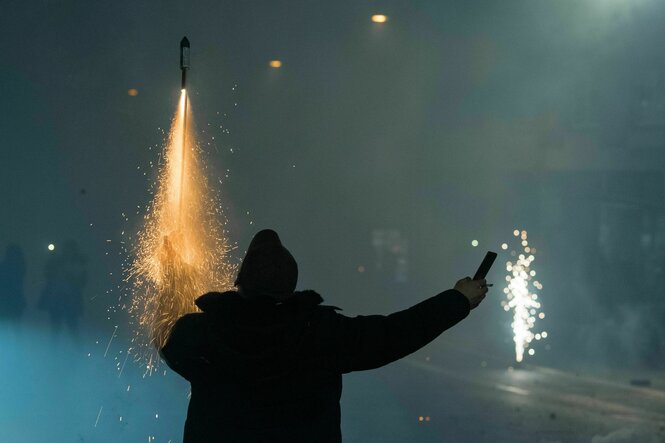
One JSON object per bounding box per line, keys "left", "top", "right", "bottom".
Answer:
{"left": 128, "top": 88, "right": 139, "bottom": 96}
{"left": 47, "top": 243, "right": 55, "bottom": 251}
{"left": 269, "top": 60, "right": 282, "bottom": 68}
{"left": 372, "top": 14, "right": 388, "bottom": 23}
{"left": 471, "top": 239, "right": 479, "bottom": 247}
{"left": 501, "top": 243, "right": 508, "bottom": 250}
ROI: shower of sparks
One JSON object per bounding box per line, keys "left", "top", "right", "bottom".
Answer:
{"left": 127, "top": 89, "right": 235, "bottom": 369}
{"left": 501, "top": 229, "right": 546, "bottom": 363}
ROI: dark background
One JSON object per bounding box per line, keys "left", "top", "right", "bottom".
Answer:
{"left": 1, "top": 1, "right": 664, "bottom": 441}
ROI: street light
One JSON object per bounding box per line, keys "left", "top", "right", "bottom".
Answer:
{"left": 371, "top": 14, "right": 388, "bottom": 23}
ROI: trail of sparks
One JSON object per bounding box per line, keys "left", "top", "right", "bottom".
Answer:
{"left": 118, "top": 348, "right": 131, "bottom": 378}
{"left": 104, "top": 325, "right": 118, "bottom": 358}
{"left": 501, "top": 229, "right": 546, "bottom": 363}
{"left": 127, "top": 90, "right": 235, "bottom": 368}
{"left": 94, "top": 406, "right": 103, "bottom": 427}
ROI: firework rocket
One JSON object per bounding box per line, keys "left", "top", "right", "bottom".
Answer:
{"left": 180, "top": 37, "right": 190, "bottom": 89}
{"left": 178, "top": 37, "right": 190, "bottom": 220}
{"left": 128, "top": 37, "right": 234, "bottom": 371}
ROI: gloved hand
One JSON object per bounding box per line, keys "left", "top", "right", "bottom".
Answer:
{"left": 454, "top": 276, "right": 489, "bottom": 309}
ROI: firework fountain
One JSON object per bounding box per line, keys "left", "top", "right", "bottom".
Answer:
{"left": 501, "top": 229, "right": 547, "bottom": 363}
{"left": 127, "top": 38, "right": 235, "bottom": 372}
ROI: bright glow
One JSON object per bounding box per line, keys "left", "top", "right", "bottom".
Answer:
{"left": 128, "top": 88, "right": 139, "bottom": 96}
{"left": 471, "top": 239, "right": 479, "bottom": 247}
{"left": 269, "top": 60, "right": 282, "bottom": 68}
{"left": 503, "top": 230, "right": 546, "bottom": 363}
{"left": 47, "top": 243, "right": 55, "bottom": 251}
{"left": 371, "top": 14, "right": 388, "bottom": 23}
{"left": 128, "top": 89, "right": 235, "bottom": 371}
{"left": 501, "top": 243, "right": 508, "bottom": 250}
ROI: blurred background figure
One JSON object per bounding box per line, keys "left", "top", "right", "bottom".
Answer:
{"left": 38, "top": 240, "right": 87, "bottom": 336}
{"left": 0, "top": 244, "right": 27, "bottom": 324}
{"left": 0, "top": 244, "right": 26, "bottom": 368}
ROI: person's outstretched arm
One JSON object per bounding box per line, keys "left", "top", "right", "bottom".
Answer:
{"left": 317, "top": 278, "right": 487, "bottom": 373}
{"left": 159, "top": 312, "right": 208, "bottom": 381}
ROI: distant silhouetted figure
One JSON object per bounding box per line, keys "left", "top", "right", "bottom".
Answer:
{"left": 0, "top": 244, "right": 26, "bottom": 322}
{"left": 161, "top": 229, "right": 488, "bottom": 442}
{"left": 38, "top": 240, "right": 87, "bottom": 335}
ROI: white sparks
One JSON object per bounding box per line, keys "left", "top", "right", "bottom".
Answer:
{"left": 503, "top": 229, "right": 546, "bottom": 362}
{"left": 94, "top": 406, "right": 103, "bottom": 427}
{"left": 104, "top": 325, "right": 118, "bottom": 358}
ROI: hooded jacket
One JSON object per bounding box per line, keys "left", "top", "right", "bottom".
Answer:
{"left": 160, "top": 288, "right": 470, "bottom": 442}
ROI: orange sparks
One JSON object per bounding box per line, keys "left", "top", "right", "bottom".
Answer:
{"left": 128, "top": 90, "right": 235, "bottom": 367}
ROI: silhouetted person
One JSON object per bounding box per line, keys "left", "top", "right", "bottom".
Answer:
{"left": 0, "top": 244, "right": 26, "bottom": 322}
{"left": 161, "top": 229, "right": 488, "bottom": 442}
{"left": 38, "top": 240, "right": 87, "bottom": 335}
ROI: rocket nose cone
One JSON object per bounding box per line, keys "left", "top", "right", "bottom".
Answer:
{"left": 180, "top": 37, "right": 190, "bottom": 48}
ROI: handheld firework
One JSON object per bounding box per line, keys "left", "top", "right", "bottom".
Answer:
{"left": 473, "top": 251, "right": 497, "bottom": 281}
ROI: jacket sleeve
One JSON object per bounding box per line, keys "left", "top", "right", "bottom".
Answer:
{"left": 317, "top": 289, "right": 470, "bottom": 374}
{"left": 159, "top": 312, "right": 209, "bottom": 381}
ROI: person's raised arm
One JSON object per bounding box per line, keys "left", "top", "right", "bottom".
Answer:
{"left": 318, "top": 277, "right": 488, "bottom": 373}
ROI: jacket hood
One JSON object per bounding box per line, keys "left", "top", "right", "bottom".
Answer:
{"left": 235, "top": 229, "right": 298, "bottom": 302}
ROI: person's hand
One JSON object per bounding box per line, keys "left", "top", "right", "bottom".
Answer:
{"left": 454, "top": 276, "right": 489, "bottom": 309}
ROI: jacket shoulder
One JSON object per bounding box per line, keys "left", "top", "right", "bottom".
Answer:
{"left": 163, "top": 312, "right": 207, "bottom": 351}
{"left": 174, "top": 311, "right": 206, "bottom": 328}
